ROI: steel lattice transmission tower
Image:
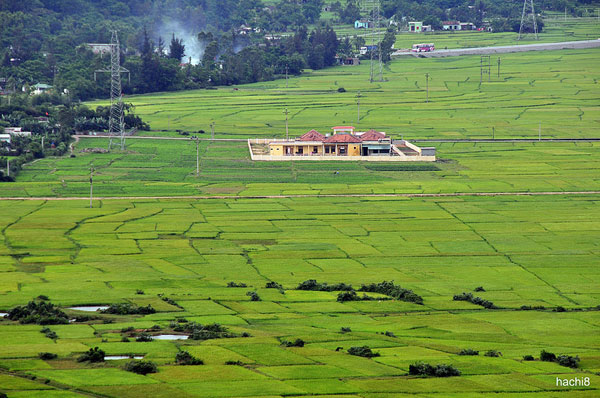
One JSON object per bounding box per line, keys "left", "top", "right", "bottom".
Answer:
{"left": 362, "top": 0, "right": 384, "bottom": 83}
{"left": 518, "top": 0, "right": 539, "bottom": 41}
{"left": 94, "top": 31, "right": 130, "bottom": 150}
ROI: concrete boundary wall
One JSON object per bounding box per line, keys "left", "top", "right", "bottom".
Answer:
{"left": 251, "top": 154, "right": 436, "bottom": 162}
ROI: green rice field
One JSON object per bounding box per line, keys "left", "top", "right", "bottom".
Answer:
{"left": 89, "top": 48, "right": 600, "bottom": 140}
{"left": 0, "top": 194, "right": 598, "bottom": 397}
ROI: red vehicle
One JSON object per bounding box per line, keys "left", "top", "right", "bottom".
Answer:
{"left": 412, "top": 43, "right": 435, "bottom": 52}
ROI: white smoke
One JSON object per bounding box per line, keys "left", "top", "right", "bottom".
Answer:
{"left": 157, "top": 21, "right": 205, "bottom": 64}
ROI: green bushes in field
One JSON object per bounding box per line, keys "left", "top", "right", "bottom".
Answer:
{"left": 158, "top": 294, "right": 183, "bottom": 309}
{"left": 227, "top": 282, "right": 247, "bottom": 288}
{"left": 297, "top": 279, "right": 353, "bottom": 292}
{"left": 523, "top": 355, "right": 535, "bottom": 361}
{"left": 282, "top": 338, "right": 305, "bottom": 347}
{"left": 38, "top": 352, "right": 58, "bottom": 360}
{"left": 124, "top": 360, "right": 158, "bottom": 375}
{"left": 484, "top": 350, "right": 502, "bottom": 357}
{"left": 540, "top": 350, "right": 579, "bottom": 368}
{"left": 348, "top": 346, "right": 380, "bottom": 358}
{"left": 336, "top": 291, "right": 359, "bottom": 302}
{"left": 173, "top": 322, "right": 237, "bottom": 340}
{"left": 458, "top": 349, "right": 479, "bottom": 356}
{"left": 520, "top": 305, "right": 546, "bottom": 310}
{"left": 474, "top": 287, "right": 485, "bottom": 292}
{"left": 77, "top": 347, "right": 105, "bottom": 363}
{"left": 453, "top": 292, "right": 497, "bottom": 309}
{"left": 101, "top": 303, "right": 156, "bottom": 315}
{"left": 246, "top": 291, "right": 261, "bottom": 301}
{"left": 136, "top": 333, "right": 153, "bottom": 342}
{"left": 265, "top": 281, "right": 283, "bottom": 289}
{"left": 7, "top": 300, "right": 69, "bottom": 325}
{"left": 175, "top": 350, "right": 204, "bottom": 365}
{"left": 359, "top": 281, "right": 423, "bottom": 305}
{"left": 409, "top": 362, "right": 461, "bottom": 377}
{"left": 40, "top": 327, "right": 58, "bottom": 340}
{"left": 340, "top": 327, "right": 351, "bottom": 333}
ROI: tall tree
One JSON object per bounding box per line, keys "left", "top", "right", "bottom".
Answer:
{"left": 169, "top": 33, "right": 185, "bottom": 61}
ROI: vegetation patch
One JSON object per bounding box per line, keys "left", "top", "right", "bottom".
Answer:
{"left": 347, "top": 346, "right": 380, "bottom": 358}
{"left": 453, "top": 292, "right": 497, "bottom": 309}
{"left": 175, "top": 351, "right": 203, "bottom": 366}
{"left": 7, "top": 300, "right": 69, "bottom": 325}
{"left": 124, "top": 361, "right": 158, "bottom": 375}
{"left": 100, "top": 303, "right": 156, "bottom": 315}
{"left": 409, "top": 362, "right": 461, "bottom": 377}
{"left": 77, "top": 347, "right": 105, "bottom": 363}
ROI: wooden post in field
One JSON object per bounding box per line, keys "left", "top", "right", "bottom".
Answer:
{"left": 210, "top": 122, "right": 215, "bottom": 139}
{"left": 539, "top": 122, "right": 541, "bottom": 141}
{"left": 356, "top": 91, "right": 360, "bottom": 125}
{"left": 89, "top": 165, "right": 94, "bottom": 208}
{"left": 6, "top": 158, "right": 9, "bottom": 177}
{"left": 192, "top": 136, "right": 199, "bottom": 177}
{"left": 497, "top": 58, "right": 501, "bottom": 78}
{"left": 492, "top": 126, "right": 495, "bottom": 140}
{"left": 284, "top": 108, "right": 289, "bottom": 141}
{"left": 425, "top": 73, "right": 429, "bottom": 103}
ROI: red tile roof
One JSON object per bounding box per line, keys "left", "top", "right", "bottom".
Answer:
{"left": 323, "top": 134, "right": 362, "bottom": 143}
{"left": 298, "top": 129, "right": 325, "bottom": 141}
{"left": 360, "top": 130, "right": 386, "bottom": 141}
{"left": 331, "top": 126, "right": 355, "bottom": 129}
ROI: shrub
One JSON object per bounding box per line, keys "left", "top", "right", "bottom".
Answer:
{"left": 265, "top": 281, "right": 283, "bottom": 289}
{"left": 523, "top": 355, "right": 534, "bottom": 361}
{"left": 458, "top": 349, "right": 479, "bottom": 356}
{"left": 225, "top": 360, "right": 244, "bottom": 365}
{"left": 337, "top": 291, "right": 359, "bottom": 302}
{"left": 383, "top": 331, "right": 396, "bottom": 338}
{"left": 77, "top": 347, "right": 105, "bottom": 363}
{"left": 540, "top": 350, "right": 557, "bottom": 362}
{"left": 121, "top": 326, "right": 135, "bottom": 333}
{"left": 557, "top": 355, "right": 580, "bottom": 368}
{"left": 121, "top": 336, "right": 130, "bottom": 342}
{"left": 175, "top": 351, "right": 204, "bottom": 365}
{"left": 227, "top": 282, "right": 247, "bottom": 288}
{"left": 296, "top": 280, "right": 353, "bottom": 292}
{"left": 124, "top": 360, "right": 158, "bottom": 375}
{"left": 246, "top": 291, "right": 261, "bottom": 301}
{"left": 484, "top": 350, "right": 502, "bottom": 357}
{"left": 41, "top": 328, "right": 58, "bottom": 340}
{"left": 173, "top": 322, "right": 236, "bottom": 340}
{"left": 453, "top": 292, "right": 497, "bottom": 309}
{"left": 474, "top": 287, "right": 485, "bottom": 292}
{"left": 37, "top": 295, "right": 50, "bottom": 301}
{"left": 7, "top": 300, "right": 69, "bottom": 325}
{"left": 282, "top": 338, "right": 305, "bottom": 347}
{"left": 554, "top": 306, "right": 567, "bottom": 312}
{"left": 38, "top": 352, "right": 57, "bottom": 360}
{"left": 101, "top": 303, "right": 156, "bottom": 315}
{"left": 337, "top": 87, "right": 346, "bottom": 92}
{"left": 158, "top": 295, "right": 182, "bottom": 309}
{"left": 359, "top": 281, "right": 423, "bottom": 305}
{"left": 135, "top": 289, "right": 144, "bottom": 295}
{"left": 340, "top": 327, "right": 351, "bottom": 333}
{"left": 136, "top": 333, "right": 153, "bottom": 342}
{"left": 409, "top": 361, "right": 460, "bottom": 377}
{"left": 348, "top": 346, "right": 380, "bottom": 358}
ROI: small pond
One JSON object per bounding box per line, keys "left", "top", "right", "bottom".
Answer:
{"left": 105, "top": 355, "right": 144, "bottom": 360}
{"left": 68, "top": 306, "right": 109, "bottom": 312}
{"left": 152, "top": 334, "right": 189, "bottom": 340}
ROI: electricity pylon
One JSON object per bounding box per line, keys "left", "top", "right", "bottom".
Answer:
{"left": 94, "top": 31, "right": 130, "bottom": 150}
{"left": 518, "top": 0, "right": 539, "bottom": 40}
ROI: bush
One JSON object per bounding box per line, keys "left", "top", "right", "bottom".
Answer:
{"left": 453, "top": 292, "right": 497, "bottom": 309}
{"left": 101, "top": 303, "right": 156, "bottom": 315}
{"left": 523, "top": 355, "right": 534, "bottom": 361}
{"left": 227, "top": 282, "right": 247, "bottom": 288}
{"left": 296, "top": 280, "right": 353, "bottom": 292}
{"left": 246, "top": 291, "right": 261, "bottom": 301}
{"left": 348, "top": 346, "right": 379, "bottom": 358}
{"left": 175, "top": 351, "right": 203, "bottom": 365}
{"left": 282, "top": 338, "right": 305, "bottom": 347}
{"left": 337, "top": 290, "right": 359, "bottom": 302}
{"left": 557, "top": 355, "right": 580, "bottom": 368}
{"left": 340, "top": 327, "right": 351, "bottom": 333}
{"left": 554, "top": 306, "right": 567, "bottom": 312}
{"left": 540, "top": 350, "right": 557, "bottom": 362}
{"left": 409, "top": 362, "right": 460, "bottom": 377}
{"left": 337, "top": 87, "right": 346, "bottom": 92}
{"left": 38, "top": 352, "right": 57, "bottom": 360}
{"left": 77, "top": 347, "right": 105, "bottom": 363}
{"left": 265, "top": 281, "right": 283, "bottom": 289}
{"left": 484, "top": 350, "right": 502, "bottom": 357}
{"left": 173, "top": 322, "right": 236, "bottom": 341}
{"left": 136, "top": 332, "right": 153, "bottom": 342}
{"left": 7, "top": 300, "right": 69, "bottom": 325}
{"left": 359, "top": 281, "right": 423, "bottom": 305}
{"left": 474, "top": 286, "right": 485, "bottom": 292}
{"left": 458, "top": 349, "right": 479, "bottom": 356}
{"left": 124, "top": 360, "right": 158, "bottom": 375}
{"left": 41, "top": 327, "right": 58, "bottom": 340}
{"left": 225, "top": 360, "right": 244, "bottom": 365}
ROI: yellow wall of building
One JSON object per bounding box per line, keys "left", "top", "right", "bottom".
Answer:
{"left": 269, "top": 145, "right": 284, "bottom": 155}
{"left": 349, "top": 144, "right": 361, "bottom": 156}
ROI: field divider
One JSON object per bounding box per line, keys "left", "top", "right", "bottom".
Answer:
{"left": 1, "top": 191, "right": 600, "bottom": 201}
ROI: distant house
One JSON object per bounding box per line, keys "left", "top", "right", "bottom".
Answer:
{"left": 409, "top": 21, "right": 423, "bottom": 32}
{"left": 336, "top": 56, "right": 360, "bottom": 66}
{"left": 442, "top": 21, "right": 461, "bottom": 30}
{"left": 0, "top": 134, "right": 11, "bottom": 144}
{"left": 355, "top": 19, "right": 372, "bottom": 29}
{"left": 359, "top": 45, "right": 378, "bottom": 55}
{"left": 31, "top": 83, "right": 52, "bottom": 95}
{"left": 256, "top": 126, "right": 435, "bottom": 161}
{"left": 5, "top": 127, "right": 32, "bottom": 137}
{"left": 460, "top": 22, "right": 476, "bottom": 31}
{"left": 87, "top": 43, "right": 112, "bottom": 56}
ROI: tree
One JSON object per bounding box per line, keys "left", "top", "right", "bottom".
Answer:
{"left": 169, "top": 34, "right": 186, "bottom": 61}
{"left": 379, "top": 28, "right": 396, "bottom": 63}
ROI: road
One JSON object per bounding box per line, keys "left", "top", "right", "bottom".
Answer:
{"left": 392, "top": 39, "right": 600, "bottom": 58}
{"left": 1, "top": 191, "right": 599, "bottom": 201}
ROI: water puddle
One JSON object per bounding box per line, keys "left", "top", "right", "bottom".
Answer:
{"left": 105, "top": 355, "right": 144, "bottom": 360}
{"left": 68, "top": 306, "right": 109, "bottom": 312}
{"left": 0, "top": 313, "right": 8, "bottom": 317}
{"left": 152, "top": 334, "right": 189, "bottom": 340}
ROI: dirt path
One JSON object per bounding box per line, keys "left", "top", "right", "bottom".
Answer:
{"left": 1, "top": 191, "right": 599, "bottom": 201}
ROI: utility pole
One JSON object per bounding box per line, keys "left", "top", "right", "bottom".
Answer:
{"left": 284, "top": 108, "right": 290, "bottom": 141}
{"left": 356, "top": 91, "right": 361, "bottom": 125}
{"left": 6, "top": 158, "right": 9, "bottom": 177}
{"left": 425, "top": 73, "right": 429, "bottom": 103}
{"left": 497, "top": 57, "right": 501, "bottom": 78}
{"left": 285, "top": 64, "right": 289, "bottom": 89}
{"left": 538, "top": 122, "right": 541, "bottom": 141}
{"left": 492, "top": 126, "right": 495, "bottom": 140}
{"left": 192, "top": 136, "right": 200, "bottom": 177}
{"left": 210, "top": 122, "right": 215, "bottom": 139}
{"left": 89, "top": 165, "right": 94, "bottom": 209}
